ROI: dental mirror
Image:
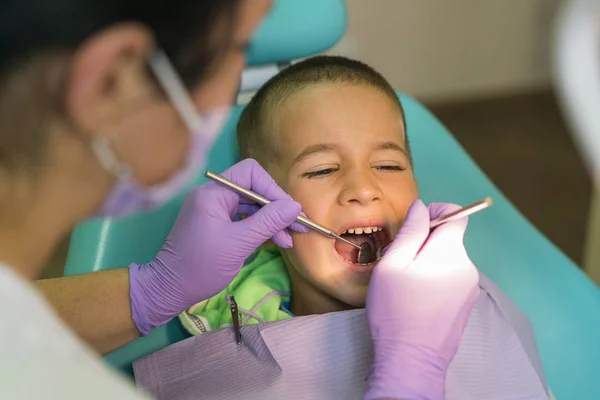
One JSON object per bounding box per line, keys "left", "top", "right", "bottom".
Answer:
{"left": 357, "top": 243, "right": 375, "bottom": 264}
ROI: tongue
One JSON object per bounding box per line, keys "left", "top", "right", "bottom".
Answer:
{"left": 335, "top": 234, "right": 375, "bottom": 263}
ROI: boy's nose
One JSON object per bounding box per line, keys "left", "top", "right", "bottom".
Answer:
{"left": 338, "top": 173, "right": 383, "bottom": 206}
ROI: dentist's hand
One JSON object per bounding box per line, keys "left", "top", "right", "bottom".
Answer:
{"left": 128, "top": 159, "right": 308, "bottom": 335}
{"left": 364, "top": 200, "right": 480, "bottom": 400}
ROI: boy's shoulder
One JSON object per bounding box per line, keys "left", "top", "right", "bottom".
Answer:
{"left": 179, "top": 246, "right": 292, "bottom": 335}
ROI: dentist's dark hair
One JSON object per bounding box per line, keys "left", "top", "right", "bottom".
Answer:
{"left": 0, "top": 0, "right": 240, "bottom": 172}
{"left": 0, "top": 0, "right": 240, "bottom": 86}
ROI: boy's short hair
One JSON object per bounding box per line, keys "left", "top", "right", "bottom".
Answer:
{"left": 237, "top": 55, "right": 410, "bottom": 168}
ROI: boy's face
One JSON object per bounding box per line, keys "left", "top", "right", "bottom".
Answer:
{"left": 271, "top": 83, "right": 418, "bottom": 309}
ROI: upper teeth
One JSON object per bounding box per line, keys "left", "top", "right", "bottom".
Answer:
{"left": 343, "top": 226, "right": 383, "bottom": 234}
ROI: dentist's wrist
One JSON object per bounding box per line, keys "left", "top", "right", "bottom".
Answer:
{"left": 129, "top": 260, "right": 181, "bottom": 336}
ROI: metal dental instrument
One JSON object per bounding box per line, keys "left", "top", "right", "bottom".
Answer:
{"left": 205, "top": 170, "right": 374, "bottom": 263}
{"left": 226, "top": 295, "right": 242, "bottom": 345}
{"left": 429, "top": 197, "right": 493, "bottom": 229}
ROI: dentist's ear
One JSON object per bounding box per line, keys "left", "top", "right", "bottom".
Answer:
{"left": 65, "top": 22, "right": 154, "bottom": 137}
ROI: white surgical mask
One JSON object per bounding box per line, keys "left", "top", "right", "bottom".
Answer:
{"left": 91, "top": 49, "right": 230, "bottom": 218}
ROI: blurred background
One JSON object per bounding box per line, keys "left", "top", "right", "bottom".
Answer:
{"left": 42, "top": 0, "right": 592, "bottom": 277}
{"left": 323, "top": 0, "right": 590, "bottom": 268}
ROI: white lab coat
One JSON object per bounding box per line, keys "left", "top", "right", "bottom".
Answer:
{"left": 0, "top": 264, "right": 151, "bottom": 399}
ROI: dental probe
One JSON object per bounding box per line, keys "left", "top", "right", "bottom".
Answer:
{"left": 429, "top": 197, "right": 493, "bottom": 229}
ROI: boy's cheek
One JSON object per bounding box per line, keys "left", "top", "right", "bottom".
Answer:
{"left": 283, "top": 234, "right": 322, "bottom": 268}
{"left": 286, "top": 232, "right": 310, "bottom": 253}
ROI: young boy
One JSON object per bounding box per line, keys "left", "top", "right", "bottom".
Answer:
{"left": 177, "top": 55, "right": 551, "bottom": 398}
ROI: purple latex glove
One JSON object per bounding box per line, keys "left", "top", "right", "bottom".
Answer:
{"left": 129, "top": 159, "right": 308, "bottom": 335}
{"left": 364, "top": 200, "right": 480, "bottom": 400}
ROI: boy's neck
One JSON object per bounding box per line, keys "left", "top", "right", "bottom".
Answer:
{"left": 287, "top": 268, "right": 355, "bottom": 316}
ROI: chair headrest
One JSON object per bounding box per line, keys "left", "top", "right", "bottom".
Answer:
{"left": 246, "top": 0, "right": 347, "bottom": 66}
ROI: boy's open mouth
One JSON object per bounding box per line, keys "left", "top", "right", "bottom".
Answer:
{"left": 334, "top": 225, "right": 391, "bottom": 265}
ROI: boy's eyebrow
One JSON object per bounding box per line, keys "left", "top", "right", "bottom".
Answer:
{"left": 293, "top": 143, "right": 338, "bottom": 165}
{"left": 376, "top": 141, "right": 410, "bottom": 158}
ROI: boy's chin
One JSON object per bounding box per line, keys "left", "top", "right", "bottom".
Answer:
{"left": 332, "top": 288, "right": 368, "bottom": 309}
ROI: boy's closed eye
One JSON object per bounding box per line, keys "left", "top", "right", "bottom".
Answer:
{"left": 303, "top": 168, "right": 338, "bottom": 179}
{"left": 374, "top": 165, "right": 406, "bottom": 172}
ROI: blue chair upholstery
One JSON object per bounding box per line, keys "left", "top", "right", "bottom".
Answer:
{"left": 63, "top": 1, "right": 600, "bottom": 398}
{"left": 246, "top": 0, "right": 346, "bottom": 65}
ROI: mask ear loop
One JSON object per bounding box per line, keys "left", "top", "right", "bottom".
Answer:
{"left": 91, "top": 137, "right": 131, "bottom": 180}
{"left": 147, "top": 48, "right": 199, "bottom": 133}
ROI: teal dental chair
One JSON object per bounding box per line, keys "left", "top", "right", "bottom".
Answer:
{"left": 63, "top": 1, "right": 600, "bottom": 399}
